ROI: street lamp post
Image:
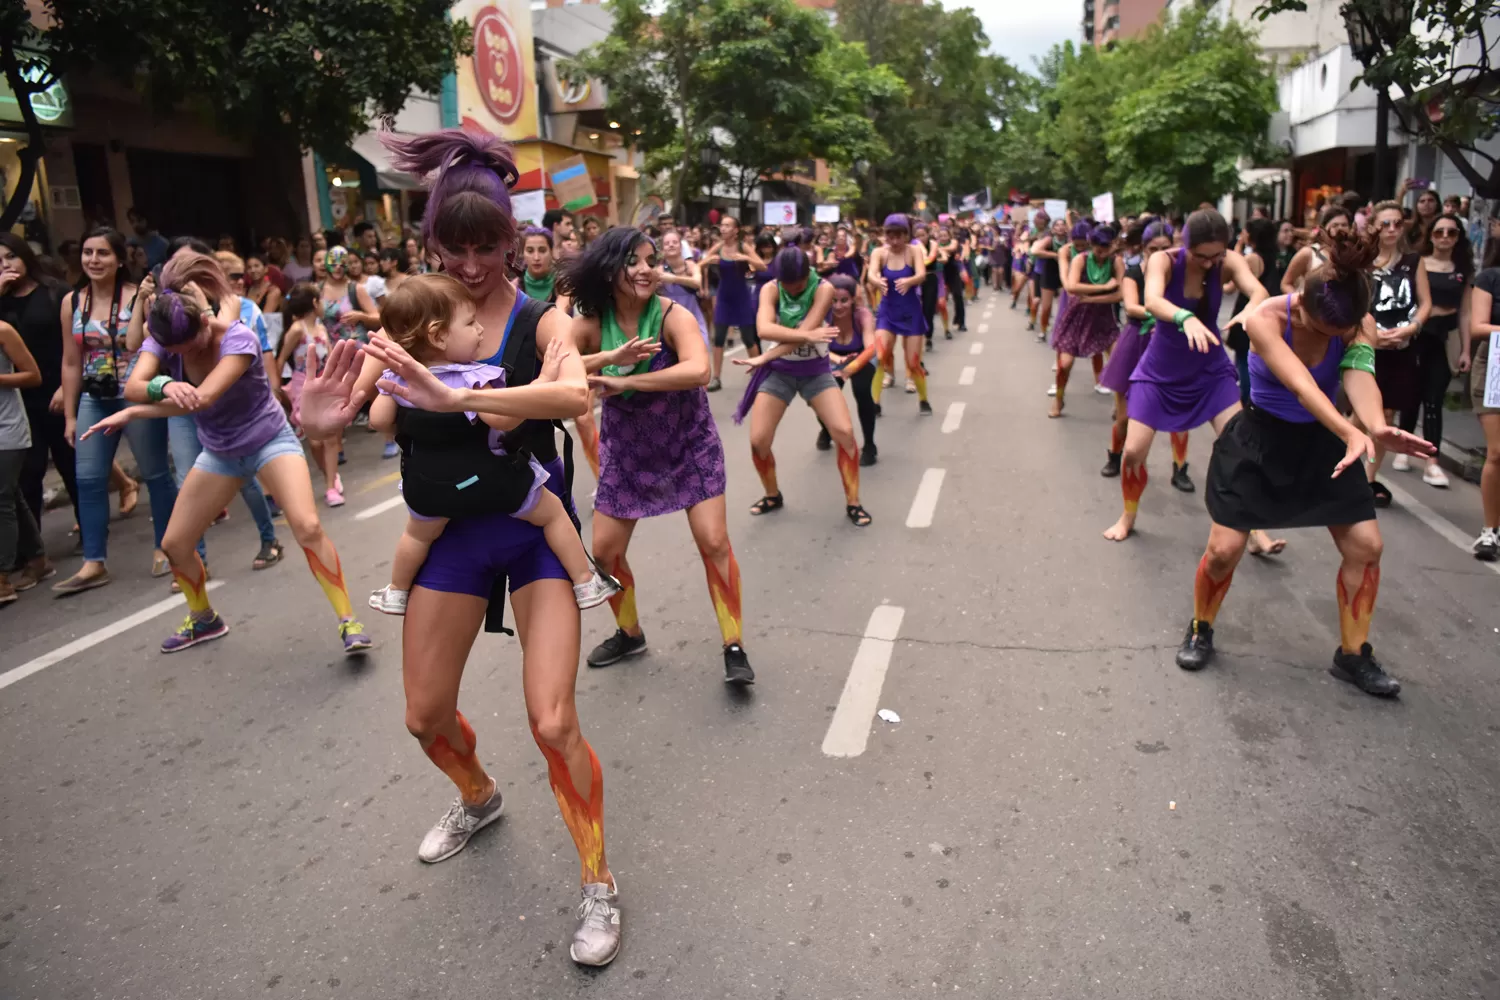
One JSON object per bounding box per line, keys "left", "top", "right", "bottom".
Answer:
{"left": 1342, "top": 0, "right": 1414, "bottom": 201}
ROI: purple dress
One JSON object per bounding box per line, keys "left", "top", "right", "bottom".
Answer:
{"left": 1099, "top": 264, "right": 1150, "bottom": 394}
{"left": 1050, "top": 254, "right": 1119, "bottom": 358}
{"left": 876, "top": 258, "right": 925, "bottom": 337}
{"left": 596, "top": 341, "right": 727, "bottom": 520}
{"left": 713, "top": 258, "right": 757, "bottom": 329}
{"left": 1127, "top": 247, "right": 1241, "bottom": 432}
{"left": 659, "top": 271, "right": 709, "bottom": 345}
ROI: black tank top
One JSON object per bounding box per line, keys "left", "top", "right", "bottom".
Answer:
{"left": 1425, "top": 266, "right": 1466, "bottom": 311}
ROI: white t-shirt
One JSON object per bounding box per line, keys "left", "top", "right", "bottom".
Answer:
{"left": 363, "top": 275, "right": 388, "bottom": 301}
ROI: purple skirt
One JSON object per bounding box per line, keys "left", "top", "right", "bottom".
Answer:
{"left": 1098, "top": 320, "right": 1148, "bottom": 395}
{"left": 1054, "top": 289, "right": 1072, "bottom": 326}
{"left": 1128, "top": 356, "right": 1241, "bottom": 433}
{"left": 1050, "top": 300, "right": 1118, "bottom": 358}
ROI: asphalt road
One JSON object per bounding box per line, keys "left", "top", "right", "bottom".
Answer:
{"left": 3, "top": 288, "right": 1499, "bottom": 1000}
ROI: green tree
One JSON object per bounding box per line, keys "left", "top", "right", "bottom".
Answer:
{"left": 1256, "top": 0, "right": 1500, "bottom": 197}
{"left": 0, "top": 0, "right": 469, "bottom": 229}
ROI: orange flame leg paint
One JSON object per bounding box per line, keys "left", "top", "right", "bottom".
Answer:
{"left": 577, "top": 411, "right": 601, "bottom": 480}
{"left": 607, "top": 555, "right": 638, "bottom": 633}
{"left": 1054, "top": 355, "right": 1071, "bottom": 402}
{"left": 1192, "top": 553, "right": 1235, "bottom": 625}
{"left": 910, "top": 362, "right": 928, "bottom": 402}
{"left": 700, "top": 544, "right": 743, "bottom": 646}
{"left": 1109, "top": 420, "right": 1127, "bottom": 455}
{"left": 171, "top": 554, "right": 214, "bottom": 617}
{"left": 533, "top": 728, "right": 607, "bottom": 885}
{"left": 303, "top": 543, "right": 354, "bottom": 620}
{"left": 1336, "top": 562, "right": 1380, "bottom": 654}
{"left": 1121, "top": 462, "right": 1148, "bottom": 515}
{"left": 751, "top": 448, "right": 778, "bottom": 496}
{"left": 1170, "top": 431, "right": 1190, "bottom": 467}
{"left": 836, "top": 443, "right": 860, "bottom": 505}
{"left": 423, "top": 710, "right": 491, "bottom": 804}
{"left": 872, "top": 345, "right": 895, "bottom": 404}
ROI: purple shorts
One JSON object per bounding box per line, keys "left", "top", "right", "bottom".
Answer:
{"left": 412, "top": 457, "right": 573, "bottom": 598}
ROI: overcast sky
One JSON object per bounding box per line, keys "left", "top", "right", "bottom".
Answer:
{"left": 963, "top": 0, "right": 1081, "bottom": 73}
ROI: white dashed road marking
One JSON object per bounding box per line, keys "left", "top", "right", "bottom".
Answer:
{"left": 906, "top": 468, "right": 946, "bottom": 528}
{"left": 822, "top": 604, "right": 906, "bottom": 758}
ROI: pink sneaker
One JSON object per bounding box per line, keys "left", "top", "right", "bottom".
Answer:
{"left": 325, "top": 486, "right": 345, "bottom": 507}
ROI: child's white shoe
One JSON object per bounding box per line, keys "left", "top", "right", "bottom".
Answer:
{"left": 369, "top": 585, "right": 409, "bottom": 616}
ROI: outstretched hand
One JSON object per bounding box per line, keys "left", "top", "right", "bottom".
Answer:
{"left": 1182, "top": 316, "right": 1220, "bottom": 354}
{"left": 364, "top": 338, "right": 462, "bottom": 412}
{"left": 609, "top": 336, "right": 661, "bottom": 368}
{"left": 1373, "top": 424, "right": 1438, "bottom": 461}
{"left": 297, "top": 338, "right": 369, "bottom": 438}
{"left": 1332, "top": 428, "right": 1375, "bottom": 478}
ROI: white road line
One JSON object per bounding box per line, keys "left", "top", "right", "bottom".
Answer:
{"left": 959, "top": 366, "right": 976, "bottom": 385}
{"left": 977, "top": 323, "right": 990, "bottom": 334}
{"left": 1381, "top": 478, "right": 1500, "bottom": 576}
{"left": 354, "top": 494, "right": 406, "bottom": 521}
{"left": 821, "top": 604, "right": 906, "bottom": 758}
{"left": 906, "top": 468, "right": 946, "bottom": 528}
{"left": 969, "top": 342, "right": 984, "bottom": 355}
{"left": 941, "top": 402, "right": 966, "bottom": 434}
{"left": 0, "top": 581, "right": 227, "bottom": 692}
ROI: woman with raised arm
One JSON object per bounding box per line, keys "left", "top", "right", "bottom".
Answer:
{"left": 300, "top": 129, "right": 624, "bottom": 967}
{"left": 1174, "top": 234, "right": 1434, "bottom": 697}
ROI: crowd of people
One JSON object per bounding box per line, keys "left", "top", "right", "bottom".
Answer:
{"left": 0, "top": 121, "right": 1494, "bottom": 967}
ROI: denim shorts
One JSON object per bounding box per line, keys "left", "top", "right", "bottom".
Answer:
{"left": 193, "top": 423, "right": 305, "bottom": 479}
{"left": 758, "top": 369, "right": 839, "bottom": 406}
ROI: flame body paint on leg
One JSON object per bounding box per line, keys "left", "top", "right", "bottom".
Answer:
{"left": 303, "top": 544, "right": 354, "bottom": 620}
{"left": 1170, "top": 431, "right": 1190, "bottom": 466}
{"left": 1054, "top": 356, "right": 1071, "bottom": 403}
{"left": 910, "top": 361, "right": 928, "bottom": 403}
{"left": 577, "top": 415, "right": 601, "bottom": 480}
{"left": 534, "top": 729, "right": 607, "bottom": 885}
{"left": 836, "top": 444, "right": 860, "bottom": 504}
{"left": 872, "top": 341, "right": 895, "bottom": 404}
{"left": 1121, "top": 463, "right": 1147, "bottom": 515}
{"left": 1336, "top": 563, "right": 1379, "bottom": 653}
{"left": 751, "top": 448, "right": 778, "bottom": 496}
{"left": 1193, "top": 554, "right": 1235, "bottom": 625}
{"left": 172, "top": 555, "right": 213, "bottom": 617}
{"left": 607, "top": 556, "right": 638, "bottom": 633}
{"left": 700, "top": 545, "right": 743, "bottom": 646}
{"left": 424, "top": 710, "right": 491, "bottom": 803}
{"left": 1110, "top": 420, "right": 1126, "bottom": 455}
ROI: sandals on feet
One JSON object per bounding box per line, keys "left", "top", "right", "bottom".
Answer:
{"left": 253, "top": 540, "right": 284, "bottom": 571}
{"left": 749, "top": 494, "right": 784, "bottom": 516}
{"left": 846, "top": 504, "right": 872, "bottom": 527}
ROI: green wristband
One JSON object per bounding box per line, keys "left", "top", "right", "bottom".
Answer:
{"left": 1172, "top": 308, "right": 1194, "bottom": 327}
{"left": 147, "top": 375, "right": 173, "bottom": 402}
{"left": 1339, "top": 341, "right": 1376, "bottom": 376}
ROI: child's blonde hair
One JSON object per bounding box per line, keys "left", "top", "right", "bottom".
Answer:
{"left": 378, "top": 273, "right": 474, "bottom": 360}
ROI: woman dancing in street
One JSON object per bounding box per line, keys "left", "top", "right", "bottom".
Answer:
{"left": 1049, "top": 224, "right": 1122, "bottom": 418}
{"left": 702, "top": 215, "right": 765, "bottom": 391}
{"left": 81, "top": 252, "right": 372, "bottom": 655}
{"left": 823, "top": 273, "right": 879, "bottom": 466}
{"left": 1098, "top": 221, "right": 1174, "bottom": 477}
{"left": 1174, "top": 235, "right": 1434, "bottom": 697}
{"left": 732, "top": 246, "right": 870, "bottom": 525}
{"left": 309, "top": 128, "right": 624, "bottom": 965}
{"left": 1029, "top": 217, "right": 1067, "bottom": 339}
{"left": 562, "top": 227, "right": 756, "bottom": 687}
{"left": 866, "top": 214, "right": 930, "bottom": 415}
{"left": 658, "top": 229, "right": 709, "bottom": 345}
{"left": 1102, "top": 210, "right": 1279, "bottom": 548}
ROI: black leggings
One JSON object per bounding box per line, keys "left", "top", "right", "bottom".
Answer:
{"left": 1408, "top": 319, "right": 1455, "bottom": 450}
{"left": 21, "top": 400, "right": 77, "bottom": 528}
{"left": 920, "top": 274, "right": 939, "bottom": 338}
{"left": 713, "top": 321, "right": 760, "bottom": 352}
{"left": 825, "top": 363, "right": 877, "bottom": 449}
{"left": 945, "top": 263, "right": 966, "bottom": 328}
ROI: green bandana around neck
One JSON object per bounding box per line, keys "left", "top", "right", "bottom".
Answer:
{"left": 522, "top": 271, "right": 555, "bottom": 302}
{"left": 600, "top": 294, "right": 663, "bottom": 399}
{"left": 1085, "top": 253, "right": 1113, "bottom": 286}
{"left": 777, "top": 274, "right": 821, "bottom": 329}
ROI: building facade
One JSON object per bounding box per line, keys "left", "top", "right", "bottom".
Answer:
{"left": 1083, "top": 0, "right": 1169, "bottom": 49}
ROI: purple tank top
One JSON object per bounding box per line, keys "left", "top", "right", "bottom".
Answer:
{"left": 1248, "top": 295, "right": 1344, "bottom": 423}
{"left": 827, "top": 308, "right": 865, "bottom": 357}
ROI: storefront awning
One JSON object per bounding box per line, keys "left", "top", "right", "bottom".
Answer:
{"left": 350, "top": 132, "right": 424, "bottom": 191}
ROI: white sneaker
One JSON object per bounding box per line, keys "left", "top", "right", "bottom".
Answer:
{"left": 882, "top": 372, "right": 894, "bottom": 388}
{"left": 1094, "top": 383, "right": 1112, "bottom": 395}
{"left": 1422, "top": 463, "right": 1449, "bottom": 488}
{"left": 1392, "top": 454, "right": 1411, "bottom": 472}
{"left": 1046, "top": 384, "right": 1057, "bottom": 397}
{"left": 574, "top": 570, "right": 622, "bottom": 610}
{"left": 417, "top": 787, "right": 505, "bottom": 863}
{"left": 904, "top": 378, "right": 916, "bottom": 393}
{"left": 368, "top": 584, "right": 408, "bottom": 616}
{"left": 571, "top": 879, "right": 622, "bottom": 967}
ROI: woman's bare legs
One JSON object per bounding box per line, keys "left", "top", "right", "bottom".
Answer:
{"left": 1103, "top": 420, "right": 1156, "bottom": 541}
{"left": 748, "top": 393, "right": 790, "bottom": 501}
{"left": 592, "top": 511, "right": 642, "bottom": 638}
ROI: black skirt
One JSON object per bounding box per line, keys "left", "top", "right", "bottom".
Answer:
{"left": 1206, "top": 408, "right": 1377, "bottom": 531}
{"left": 1374, "top": 341, "right": 1420, "bottom": 412}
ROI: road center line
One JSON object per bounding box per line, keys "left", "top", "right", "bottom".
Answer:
{"left": 969, "top": 342, "right": 984, "bottom": 355}
{"left": 1381, "top": 478, "right": 1500, "bottom": 576}
{"left": 959, "top": 366, "right": 976, "bottom": 385}
{"left": 941, "top": 402, "right": 966, "bottom": 434}
{"left": 977, "top": 323, "right": 990, "bottom": 334}
{"left": 355, "top": 495, "right": 406, "bottom": 521}
{"left": 0, "top": 581, "right": 227, "bottom": 692}
{"left": 821, "top": 604, "right": 906, "bottom": 758}
{"left": 906, "top": 468, "right": 946, "bottom": 528}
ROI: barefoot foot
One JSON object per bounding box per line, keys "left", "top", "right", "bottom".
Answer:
{"left": 1248, "top": 530, "right": 1286, "bottom": 556}
{"left": 1102, "top": 514, "right": 1136, "bottom": 541}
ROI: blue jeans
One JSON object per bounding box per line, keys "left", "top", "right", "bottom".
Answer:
{"left": 75, "top": 394, "right": 175, "bottom": 563}
{"left": 168, "top": 415, "right": 279, "bottom": 558}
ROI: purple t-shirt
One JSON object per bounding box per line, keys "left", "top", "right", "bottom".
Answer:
{"left": 143, "top": 322, "right": 288, "bottom": 457}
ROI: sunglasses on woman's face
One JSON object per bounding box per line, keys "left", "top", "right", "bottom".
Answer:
{"left": 1376, "top": 219, "right": 1403, "bottom": 229}
{"left": 1432, "top": 228, "right": 1460, "bottom": 238}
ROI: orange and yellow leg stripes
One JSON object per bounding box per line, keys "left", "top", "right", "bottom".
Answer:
{"left": 1109, "top": 420, "right": 1127, "bottom": 455}
{"left": 751, "top": 448, "right": 778, "bottom": 496}
{"left": 700, "top": 545, "right": 743, "bottom": 646}
{"left": 1121, "top": 463, "right": 1148, "bottom": 514}
{"left": 836, "top": 443, "right": 860, "bottom": 505}
{"left": 910, "top": 362, "right": 928, "bottom": 402}
{"left": 534, "top": 728, "right": 607, "bottom": 885}
{"left": 1336, "top": 563, "right": 1379, "bottom": 654}
{"left": 303, "top": 544, "right": 354, "bottom": 620}
{"left": 872, "top": 342, "right": 895, "bottom": 404}
{"left": 607, "top": 555, "right": 638, "bottom": 634}
{"left": 1192, "top": 553, "right": 1235, "bottom": 625}
{"left": 172, "top": 554, "right": 213, "bottom": 617}
{"left": 1170, "top": 431, "right": 1190, "bottom": 467}
{"left": 423, "top": 710, "right": 491, "bottom": 804}
{"left": 577, "top": 411, "right": 601, "bottom": 481}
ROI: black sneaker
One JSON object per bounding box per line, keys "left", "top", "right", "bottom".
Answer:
{"left": 723, "top": 643, "right": 755, "bottom": 685}
{"left": 1175, "top": 620, "right": 1215, "bottom": 671}
{"left": 1329, "top": 643, "right": 1400, "bottom": 697}
{"left": 957, "top": 324, "right": 967, "bottom": 333}
{"left": 816, "top": 426, "right": 833, "bottom": 451}
{"left": 1370, "top": 480, "right": 1392, "bottom": 508}
{"left": 1170, "top": 462, "right": 1195, "bottom": 493}
{"left": 944, "top": 330, "right": 953, "bottom": 340}
{"left": 587, "top": 628, "right": 648, "bottom": 668}
{"left": 860, "top": 442, "right": 878, "bottom": 467}
{"left": 1101, "top": 451, "right": 1122, "bottom": 478}
{"left": 918, "top": 400, "right": 933, "bottom": 415}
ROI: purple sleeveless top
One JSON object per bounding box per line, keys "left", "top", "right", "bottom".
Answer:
{"left": 1249, "top": 295, "right": 1344, "bottom": 423}
{"left": 827, "top": 307, "right": 866, "bottom": 357}
{"left": 1131, "top": 246, "right": 1233, "bottom": 387}
{"left": 713, "top": 257, "right": 757, "bottom": 328}
{"left": 658, "top": 270, "right": 709, "bottom": 345}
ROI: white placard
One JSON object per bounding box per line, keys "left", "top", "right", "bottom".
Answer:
{"left": 1091, "top": 192, "right": 1115, "bottom": 223}
{"left": 1487, "top": 335, "right": 1500, "bottom": 408}
{"left": 763, "top": 201, "right": 797, "bottom": 226}
{"left": 511, "top": 190, "right": 547, "bottom": 227}
{"left": 1043, "top": 199, "right": 1068, "bottom": 222}
{"left": 814, "top": 204, "right": 840, "bottom": 223}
